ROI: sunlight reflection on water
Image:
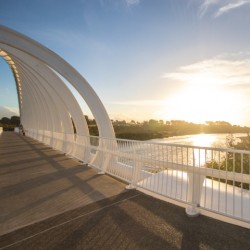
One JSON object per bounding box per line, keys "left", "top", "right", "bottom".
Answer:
{"left": 191, "top": 134, "right": 216, "bottom": 147}
{"left": 150, "top": 133, "right": 247, "bottom": 166}
{"left": 153, "top": 133, "right": 247, "bottom": 148}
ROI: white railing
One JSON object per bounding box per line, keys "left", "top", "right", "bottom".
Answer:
{"left": 25, "top": 129, "right": 250, "bottom": 228}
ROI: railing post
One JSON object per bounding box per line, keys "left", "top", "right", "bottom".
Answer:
{"left": 126, "top": 147, "right": 142, "bottom": 189}
{"left": 98, "top": 153, "right": 111, "bottom": 174}
{"left": 186, "top": 149, "right": 205, "bottom": 217}
{"left": 97, "top": 140, "right": 105, "bottom": 174}
{"left": 82, "top": 135, "right": 91, "bottom": 163}
{"left": 97, "top": 137, "right": 115, "bottom": 175}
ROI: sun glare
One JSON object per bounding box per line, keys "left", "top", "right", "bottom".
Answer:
{"left": 161, "top": 58, "right": 250, "bottom": 125}
{"left": 192, "top": 134, "right": 216, "bottom": 147}
{"left": 162, "top": 82, "right": 246, "bottom": 125}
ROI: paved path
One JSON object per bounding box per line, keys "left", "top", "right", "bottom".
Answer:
{"left": 0, "top": 132, "right": 126, "bottom": 236}
{"left": 0, "top": 132, "right": 250, "bottom": 250}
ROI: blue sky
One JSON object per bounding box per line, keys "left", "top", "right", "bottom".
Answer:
{"left": 1, "top": 0, "right": 250, "bottom": 125}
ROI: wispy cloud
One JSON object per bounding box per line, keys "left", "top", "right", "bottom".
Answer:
{"left": 99, "top": 0, "right": 141, "bottom": 8}
{"left": 199, "top": 0, "right": 250, "bottom": 18}
{"left": 125, "top": 0, "right": 141, "bottom": 7}
{"left": 163, "top": 54, "right": 250, "bottom": 87}
{"left": 199, "top": 0, "right": 220, "bottom": 17}
{"left": 215, "top": 0, "right": 250, "bottom": 17}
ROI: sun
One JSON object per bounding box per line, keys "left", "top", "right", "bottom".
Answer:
{"left": 161, "top": 82, "right": 245, "bottom": 125}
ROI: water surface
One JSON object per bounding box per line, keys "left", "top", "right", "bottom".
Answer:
{"left": 151, "top": 133, "right": 247, "bottom": 148}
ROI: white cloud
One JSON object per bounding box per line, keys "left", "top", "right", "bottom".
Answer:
{"left": 199, "top": 0, "right": 220, "bottom": 17}
{"left": 215, "top": 0, "right": 250, "bottom": 17}
{"left": 199, "top": 0, "right": 250, "bottom": 18}
{"left": 163, "top": 54, "right": 250, "bottom": 87}
{"left": 125, "top": 0, "right": 140, "bottom": 6}
{"left": 0, "top": 106, "right": 19, "bottom": 118}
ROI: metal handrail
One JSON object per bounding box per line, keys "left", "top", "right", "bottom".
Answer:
{"left": 25, "top": 129, "right": 250, "bottom": 227}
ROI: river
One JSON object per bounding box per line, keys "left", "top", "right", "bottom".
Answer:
{"left": 150, "top": 133, "right": 248, "bottom": 148}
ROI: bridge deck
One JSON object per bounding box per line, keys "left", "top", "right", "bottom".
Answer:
{"left": 0, "top": 132, "right": 126, "bottom": 236}
{"left": 0, "top": 132, "right": 249, "bottom": 250}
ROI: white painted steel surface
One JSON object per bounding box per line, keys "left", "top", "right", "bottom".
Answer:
{"left": 0, "top": 25, "right": 115, "bottom": 161}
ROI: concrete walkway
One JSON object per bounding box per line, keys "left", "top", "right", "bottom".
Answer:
{"left": 0, "top": 132, "right": 250, "bottom": 250}
{"left": 0, "top": 132, "right": 126, "bottom": 236}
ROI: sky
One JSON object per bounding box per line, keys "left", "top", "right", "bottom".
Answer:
{"left": 1, "top": 0, "right": 250, "bottom": 126}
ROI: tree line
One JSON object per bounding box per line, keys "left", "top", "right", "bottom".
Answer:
{"left": 1, "top": 116, "right": 250, "bottom": 140}
{"left": 85, "top": 117, "right": 250, "bottom": 140}
{"left": 0, "top": 116, "right": 20, "bottom": 131}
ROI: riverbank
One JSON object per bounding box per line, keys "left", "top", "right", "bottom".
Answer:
{"left": 113, "top": 120, "right": 250, "bottom": 141}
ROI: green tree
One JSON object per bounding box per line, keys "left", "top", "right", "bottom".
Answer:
{"left": 206, "top": 134, "right": 250, "bottom": 189}
{"left": 10, "top": 116, "right": 20, "bottom": 126}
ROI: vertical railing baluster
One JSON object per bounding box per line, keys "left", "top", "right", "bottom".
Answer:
{"left": 249, "top": 154, "right": 250, "bottom": 219}
{"left": 233, "top": 152, "right": 235, "bottom": 217}
{"left": 186, "top": 147, "right": 189, "bottom": 202}
{"left": 218, "top": 151, "right": 221, "bottom": 213}
{"left": 211, "top": 150, "right": 214, "bottom": 210}
{"left": 225, "top": 151, "right": 228, "bottom": 215}
{"left": 241, "top": 153, "right": 243, "bottom": 219}
{"left": 181, "top": 146, "right": 184, "bottom": 201}
{"left": 160, "top": 144, "right": 164, "bottom": 195}
{"left": 175, "top": 146, "right": 178, "bottom": 198}
{"left": 170, "top": 146, "right": 173, "bottom": 197}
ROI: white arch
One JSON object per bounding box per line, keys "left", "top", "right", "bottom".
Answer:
{"left": 0, "top": 25, "right": 115, "bottom": 165}
{"left": 0, "top": 25, "right": 115, "bottom": 138}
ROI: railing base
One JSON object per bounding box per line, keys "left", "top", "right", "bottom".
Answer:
{"left": 186, "top": 205, "right": 200, "bottom": 217}
{"left": 97, "top": 171, "right": 105, "bottom": 175}
{"left": 126, "top": 184, "right": 136, "bottom": 190}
